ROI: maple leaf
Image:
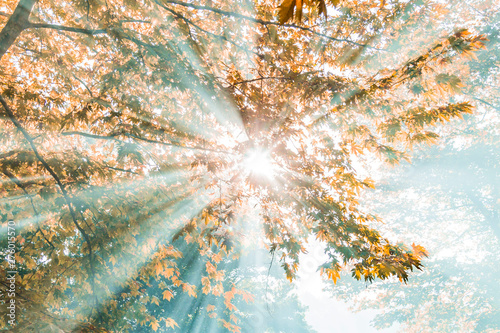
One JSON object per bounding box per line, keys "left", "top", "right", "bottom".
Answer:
{"left": 164, "top": 318, "right": 179, "bottom": 329}
{"left": 150, "top": 320, "right": 159, "bottom": 331}
{"left": 162, "top": 290, "right": 173, "bottom": 301}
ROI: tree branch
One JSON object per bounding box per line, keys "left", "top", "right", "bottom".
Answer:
{"left": 162, "top": 0, "right": 385, "bottom": 50}
{"left": 0, "top": 167, "right": 55, "bottom": 249}
{"left": 0, "top": 0, "right": 37, "bottom": 59}
{"left": 0, "top": 94, "right": 97, "bottom": 307}
{"left": 28, "top": 23, "right": 107, "bottom": 35}
{"left": 72, "top": 74, "right": 94, "bottom": 97}
{"left": 472, "top": 96, "right": 500, "bottom": 111}
{"left": 103, "top": 164, "right": 139, "bottom": 174}
{"left": 467, "top": 190, "right": 500, "bottom": 240}
{"left": 62, "top": 131, "right": 236, "bottom": 155}
{"left": 230, "top": 76, "right": 293, "bottom": 86}
{"left": 157, "top": 2, "right": 261, "bottom": 58}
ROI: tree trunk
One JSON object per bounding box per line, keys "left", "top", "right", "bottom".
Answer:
{"left": 0, "top": 0, "right": 37, "bottom": 60}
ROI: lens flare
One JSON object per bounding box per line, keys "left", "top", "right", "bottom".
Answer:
{"left": 243, "top": 148, "right": 275, "bottom": 178}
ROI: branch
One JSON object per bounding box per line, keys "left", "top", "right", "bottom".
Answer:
{"left": 157, "top": 2, "right": 261, "bottom": 58}
{"left": 467, "top": 189, "right": 500, "bottom": 240}
{"left": 62, "top": 131, "right": 117, "bottom": 141}
{"left": 0, "top": 0, "right": 37, "bottom": 59}
{"left": 0, "top": 94, "right": 97, "bottom": 306}
{"left": 61, "top": 131, "right": 236, "bottom": 155}
{"left": 162, "top": 0, "right": 385, "bottom": 50}
{"left": 103, "top": 164, "right": 139, "bottom": 174}
{"left": 28, "top": 23, "right": 107, "bottom": 35}
{"left": 472, "top": 96, "right": 500, "bottom": 111}
{"left": 230, "top": 76, "right": 293, "bottom": 86}
{"left": 0, "top": 281, "right": 64, "bottom": 321}
{"left": 72, "top": 74, "right": 94, "bottom": 97}
{"left": 0, "top": 168, "right": 55, "bottom": 248}
{"left": 28, "top": 20, "right": 154, "bottom": 37}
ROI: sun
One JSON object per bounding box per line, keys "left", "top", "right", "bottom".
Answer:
{"left": 242, "top": 147, "right": 276, "bottom": 178}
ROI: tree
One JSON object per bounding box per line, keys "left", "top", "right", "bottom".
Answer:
{"left": 0, "top": 0, "right": 489, "bottom": 331}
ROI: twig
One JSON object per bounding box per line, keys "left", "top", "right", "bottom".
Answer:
{"left": 72, "top": 74, "right": 94, "bottom": 97}
{"left": 103, "top": 164, "right": 139, "bottom": 174}
{"left": 230, "top": 76, "right": 293, "bottom": 87}
{"left": 472, "top": 96, "right": 500, "bottom": 111}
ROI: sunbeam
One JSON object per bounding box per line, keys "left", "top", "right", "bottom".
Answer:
{"left": 1, "top": 0, "right": 498, "bottom": 331}
{"left": 242, "top": 147, "right": 276, "bottom": 179}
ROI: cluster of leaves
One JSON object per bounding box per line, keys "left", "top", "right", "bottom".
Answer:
{"left": 328, "top": 140, "right": 500, "bottom": 332}
{"left": 0, "top": 0, "right": 491, "bottom": 331}
{"left": 325, "top": 2, "right": 500, "bottom": 330}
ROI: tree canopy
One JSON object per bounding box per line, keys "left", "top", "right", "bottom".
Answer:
{"left": 0, "top": 0, "right": 493, "bottom": 331}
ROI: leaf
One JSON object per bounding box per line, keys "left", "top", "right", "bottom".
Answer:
{"left": 162, "top": 290, "right": 173, "bottom": 301}
{"left": 151, "top": 296, "right": 160, "bottom": 306}
{"left": 278, "top": 0, "right": 328, "bottom": 24}
{"left": 164, "top": 318, "right": 179, "bottom": 329}
{"left": 240, "top": 290, "right": 254, "bottom": 303}
{"left": 411, "top": 243, "right": 429, "bottom": 258}
{"left": 278, "top": 0, "right": 297, "bottom": 24}
{"left": 150, "top": 320, "right": 159, "bottom": 331}
{"left": 435, "top": 74, "right": 464, "bottom": 92}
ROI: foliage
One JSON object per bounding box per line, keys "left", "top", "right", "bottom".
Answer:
{"left": 325, "top": 2, "right": 500, "bottom": 329}
{"left": 328, "top": 137, "right": 500, "bottom": 331}
{"left": 0, "top": 0, "right": 491, "bottom": 331}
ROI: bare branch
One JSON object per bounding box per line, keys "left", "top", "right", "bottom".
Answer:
{"left": 103, "top": 164, "right": 139, "bottom": 174}
{"left": 72, "top": 74, "right": 94, "bottom": 97}
{"left": 472, "top": 96, "right": 500, "bottom": 111}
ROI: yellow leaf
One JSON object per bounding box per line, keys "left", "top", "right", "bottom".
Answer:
{"left": 155, "top": 262, "right": 163, "bottom": 276}
{"left": 150, "top": 320, "right": 159, "bottom": 331}
{"left": 241, "top": 291, "right": 254, "bottom": 304}
{"left": 163, "top": 267, "right": 174, "bottom": 278}
{"left": 411, "top": 243, "right": 429, "bottom": 258}
{"left": 164, "top": 318, "right": 179, "bottom": 329}
{"left": 278, "top": 0, "right": 296, "bottom": 24}
{"left": 162, "top": 290, "right": 173, "bottom": 301}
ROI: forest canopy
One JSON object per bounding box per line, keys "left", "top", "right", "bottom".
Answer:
{"left": 0, "top": 0, "right": 496, "bottom": 331}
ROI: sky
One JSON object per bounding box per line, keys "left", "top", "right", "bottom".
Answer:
{"left": 295, "top": 241, "right": 399, "bottom": 333}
